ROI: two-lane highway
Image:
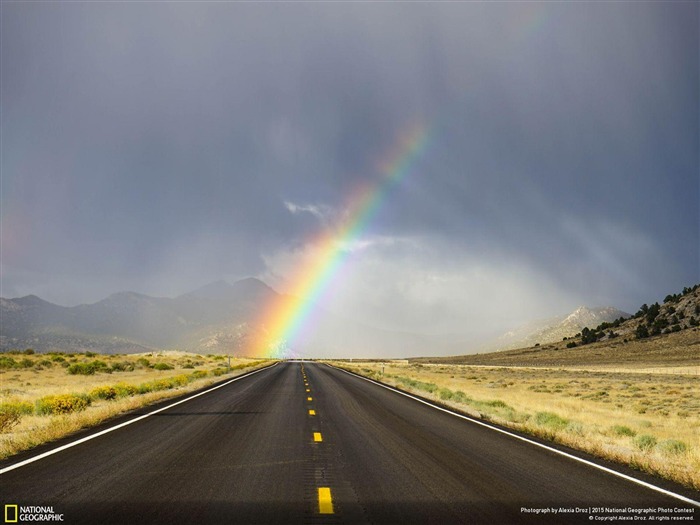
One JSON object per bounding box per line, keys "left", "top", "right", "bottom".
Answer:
{"left": 2, "top": 362, "right": 698, "bottom": 524}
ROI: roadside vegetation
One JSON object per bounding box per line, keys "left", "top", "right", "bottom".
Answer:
{"left": 331, "top": 359, "right": 700, "bottom": 490}
{"left": 0, "top": 351, "right": 272, "bottom": 459}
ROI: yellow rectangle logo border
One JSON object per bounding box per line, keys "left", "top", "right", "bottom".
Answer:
{"left": 5, "top": 504, "right": 18, "bottom": 523}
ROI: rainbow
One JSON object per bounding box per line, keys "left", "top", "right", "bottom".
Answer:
{"left": 250, "top": 122, "right": 431, "bottom": 358}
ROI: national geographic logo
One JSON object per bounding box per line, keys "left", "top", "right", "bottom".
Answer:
{"left": 4, "top": 505, "right": 64, "bottom": 522}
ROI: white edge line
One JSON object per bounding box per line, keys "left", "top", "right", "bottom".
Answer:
{"left": 0, "top": 362, "right": 279, "bottom": 475}
{"left": 329, "top": 364, "right": 700, "bottom": 508}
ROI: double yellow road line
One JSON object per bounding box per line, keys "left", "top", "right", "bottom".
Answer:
{"left": 301, "top": 365, "right": 334, "bottom": 515}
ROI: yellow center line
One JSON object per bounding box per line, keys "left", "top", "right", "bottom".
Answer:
{"left": 309, "top": 409, "right": 316, "bottom": 416}
{"left": 313, "top": 432, "right": 322, "bottom": 442}
{"left": 318, "top": 487, "right": 334, "bottom": 514}
{"left": 306, "top": 388, "right": 310, "bottom": 392}
{"left": 307, "top": 397, "right": 312, "bottom": 401}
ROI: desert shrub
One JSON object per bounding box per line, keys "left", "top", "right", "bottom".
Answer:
{"left": 611, "top": 425, "right": 636, "bottom": 437}
{"left": 137, "top": 383, "right": 154, "bottom": 395}
{"left": 36, "top": 394, "right": 91, "bottom": 415}
{"left": 0, "top": 356, "right": 18, "bottom": 369}
{"left": 566, "top": 422, "right": 585, "bottom": 436}
{"left": 110, "top": 361, "right": 134, "bottom": 372}
{"left": 534, "top": 411, "right": 569, "bottom": 430}
{"left": 23, "top": 349, "right": 35, "bottom": 355}
{"left": 67, "top": 360, "right": 110, "bottom": 375}
{"left": 657, "top": 439, "right": 687, "bottom": 456}
{"left": 0, "top": 401, "right": 34, "bottom": 431}
{"left": 182, "top": 364, "right": 194, "bottom": 369}
{"left": 90, "top": 386, "right": 118, "bottom": 401}
{"left": 211, "top": 367, "right": 228, "bottom": 376}
{"left": 136, "top": 358, "right": 151, "bottom": 368}
{"left": 171, "top": 375, "right": 189, "bottom": 387}
{"left": 114, "top": 383, "right": 139, "bottom": 397}
{"left": 439, "top": 388, "right": 454, "bottom": 400}
{"left": 394, "top": 376, "right": 438, "bottom": 394}
{"left": 634, "top": 434, "right": 657, "bottom": 451}
{"left": 153, "top": 363, "right": 173, "bottom": 371}
{"left": 486, "top": 400, "right": 511, "bottom": 409}
{"left": 0, "top": 401, "right": 34, "bottom": 415}
{"left": 51, "top": 355, "right": 66, "bottom": 363}
{"left": 189, "top": 370, "right": 208, "bottom": 380}
{"left": 85, "top": 351, "right": 96, "bottom": 357}
{"left": 452, "top": 391, "right": 471, "bottom": 404}
{"left": 0, "top": 410, "right": 22, "bottom": 433}
{"left": 140, "top": 375, "right": 189, "bottom": 393}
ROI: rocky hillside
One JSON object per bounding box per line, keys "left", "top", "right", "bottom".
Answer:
{"left": 413, "top": 283, "right": 700, "bottom": 367}
{"left": 562, "top": 283, "right": 700, "bottom": 348}
{"left": 493, "top": 306, "right": 629, "bottom": 351}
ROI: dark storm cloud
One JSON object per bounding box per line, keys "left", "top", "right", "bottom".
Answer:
{"left": 2, "top": 2, "right": 698, "bottom": 329}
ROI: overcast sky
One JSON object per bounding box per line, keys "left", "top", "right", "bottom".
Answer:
{"left": 2, "top": 2, "right": 698, "bottom": 338}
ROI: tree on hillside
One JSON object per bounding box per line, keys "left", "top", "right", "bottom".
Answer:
{"left": 635, "top": 324, "right": 649, "bottom": 339}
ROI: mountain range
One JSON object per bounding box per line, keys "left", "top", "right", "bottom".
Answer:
{"left": 0, "top": 279, "right": 441, "bottom": 358}
{"left": 0, "top": 279, "right": 631, "bottom": 358}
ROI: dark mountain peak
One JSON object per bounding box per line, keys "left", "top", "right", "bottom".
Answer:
{"left": 231, "top": 277, "right": 276, "bottom": 295}
{"left": 182, "top": 278, "right": 277, "bottom": 302}
{"left": 10, "top": 295, "right": 55, "bottom": 308}
{"left": 103, "top": 291, "right": 152, "bottom": 303}
{"left": 182, "top": 280, "right": 234, "bottom": 301}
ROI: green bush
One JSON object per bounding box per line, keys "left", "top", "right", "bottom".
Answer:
{"left": 657, "top": 439, "right": 687, "bottom": 456}
{"left": 67, "top": 360, "right": 110, "bottom": 375}
{"left": 534, "top": 411, "right": 569, "bottom": 430}
{"left": 0, "top": 356, "right": 18, "bottom": 369}
{"left": 136, "top": 358, "right": 151, "bottom": 368}
{"left": 439, "top": 388, "right": 454, "bottom": 400}
{"left": 23, "top": 349, "right": 35, "bottom": 355}
{"left": 611, "top": 425, "right": 636, "bottom": 437}
{"left": 394, "top": 376, "right": 438, "bottom": 394}
{"left": 36, "top": 394, "right": 91, "bottom": 415}
{"left": 153, "top": 363, "right": 173, "bottom": 371}
{"left": 452, "top": 391, "right": 471, "bottom": 404}
{"left": 189, "top": 370, "right": 208, "bottom": 380}
{"left": 486, "top": 400, "right": 511, "bottom": 409}
{"left": 634, "top": 434, "right": 657, "bottom": 451}
{"left": 110, "top": 361, "right": 134, "bottom": 372}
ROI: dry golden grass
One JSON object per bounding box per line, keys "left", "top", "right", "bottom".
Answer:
{"left": 331, "top": 360, "right": 700, "bottom": 490}
{"left": 418, "top": 327, "right": 700, "bottom": 368}
{"left": 0, "top": 351, "right": 272, "bottom": 459}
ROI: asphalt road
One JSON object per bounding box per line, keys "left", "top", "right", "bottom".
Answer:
{"left": 2, "top": 362, "right": 698, "bottom": 524}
